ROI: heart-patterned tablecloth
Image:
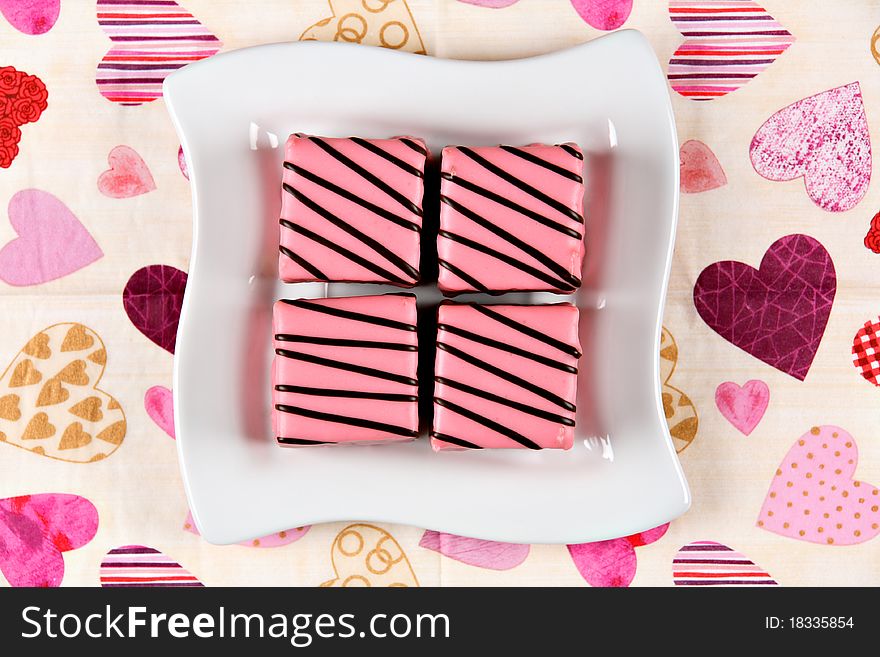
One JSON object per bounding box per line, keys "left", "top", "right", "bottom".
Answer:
{"left": 0, "top": 0, "right": 878, "bottom": 588}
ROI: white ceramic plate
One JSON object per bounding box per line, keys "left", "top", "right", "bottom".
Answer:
{"left": 164, "top": 29, "right": 689, "bottom": 545}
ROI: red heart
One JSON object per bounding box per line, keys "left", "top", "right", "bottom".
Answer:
{"left": 98, "top": 145, "right": 156, "bottom": 198}
{"left": 852, "top": 317, "right": 880, "bottom": 386}
{"left": 0, "top": 66, "right": 48, "bottom": 168}
{"left": 680, "top": 140, "right": 726, "bottom": 193}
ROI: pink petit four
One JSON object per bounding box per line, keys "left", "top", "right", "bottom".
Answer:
{"left": 437, "top": 143, "right": 585, "bottom": 295}
{"left": 431, "top": 302, "right": 581, "bottom": 450}
{"left": 273, "top": 294, "right": 419, "bottom": 446}
{"left": 280, "top": 134, "right": 427, "bottom": 286}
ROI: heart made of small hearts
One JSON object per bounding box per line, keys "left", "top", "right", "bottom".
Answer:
{"left": 758, "top": 425, "right": 880, "bottom": 545}
{"left": 321, "top": 524, "right": 418, "bottom": 587}
{"left": 660, "top": 327, "right": 699, "bottom": 453}
{"left": 0, "top": 323, "right": 126, "bottom": 463}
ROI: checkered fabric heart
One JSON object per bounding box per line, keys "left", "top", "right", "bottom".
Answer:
{"left": 852, "top": 317, "right": 880, "bottom": 386}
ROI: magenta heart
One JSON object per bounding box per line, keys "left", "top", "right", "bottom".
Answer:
{"left": 567, "top": 523, "right": 669, "bottom": 587}
{"left": 144, "top": 385, "right": 175, "bottom": 439}
{"left": 0, "top": 189, "right": 102, "bottom": 286}
{"left": 570, "top": 0, "right": 632, "bottom": 30}
{"left": 123, "top": 264, "right": 187, "bottom": 354}
{"left": 0, "top": 494, "right": 98, "bottom": 587}
{"left": 419, "top": 531, "right": 530, "bottom": 570}
{"left": 750, "top": 82, "right": 871, "bottom": 212}
{"left": 715, "top": 380, "right": 770, "bottom": 435}
{"left": 694, "top": 234, "right": 836, "bottom": 381}
{"left": 0, "top": 0, "right": 60, "bottom": 35}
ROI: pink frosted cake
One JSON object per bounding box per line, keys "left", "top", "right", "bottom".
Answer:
{"left": 280, "top": 134, "right": 427, "bottom": 286}
{"left": 273, "top": 294, "right": 419, "bottom": 446}
{"left": 431, "top": 302, "right": 581, "bottom": 450}
{"left": 437, "top": 143, "right": 585, "bottom": 295}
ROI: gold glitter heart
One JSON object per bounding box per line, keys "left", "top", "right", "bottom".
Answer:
{"left": 59, "top": 422, "right": 92, "bottom": 450}
{"left": 69, "top": 396, "right": 103, "bottom": 422}
{"left": 22, "top": 333, "right": 51, "bottom": 359}
{"left": 22, "top": 412, "right": 56, "bottom": 440}
{"left": 9, "top": 359, "right": 42, "bottom": 387}
{"left": 36, "top": 378, "right": 69, "bottom": 407}
{"left": 60, "top": 324, "right": 94, "bottom": 352}
{"left": 0, "top": 394, "right": 21, "bottom": 421}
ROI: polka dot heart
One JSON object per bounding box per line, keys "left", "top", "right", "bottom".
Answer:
{"left": 757, "top": 426, "right": 880, "bottom": 545}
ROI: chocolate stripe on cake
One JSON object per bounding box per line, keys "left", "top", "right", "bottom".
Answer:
{"left": 351, "top": 137, "right": 425, "bottom": 177}
{"left": 440, "top": 196, "right": 582, "bottom": 289}
{"left": 434, "top": 397, "right": 541, "bottom": 449}
{"left": 275, "top": 385, "right": 417, "bottom": 403}
{"left": 280, "top": 298, "right": 417, "bottom": 332}
{"left": 499, "top": 145, "right": 584, "bottom": 182}
{"left": 400, "top": 137, "right": 428, "bottom": 156}
{"left": 280, "top": 220, "right": 412, "bottom": 287}
{"left": 440, "top": 172, "right": 582, "bottom": 239}
{"left": 275, "top": 404, "right": 419, "bottom": 438}
{"left": 284, "top": 163, "right": 420, "bottom": 233}
{"left": 275, "top": 348, "right": 418, "bottom": 386}
{"left": 435, "top": 376, "right": 575, "bottom": 426}
{"left": 472, "top": 304, "right": 583, "bottom": 358}
{"left": 457, "top": 146, "right": 584, "bottom": 223}
{"left": 437, "top": 323, "right": 577, "bottom": 373}
{"left": 438, "top": 229, "right": 577, "bottom": 292}
{"left": 428, "top": 432, "right": 483, "bottom": 449}
{"left": 437, "top": 259, "right": 492, "bottom": 294}
{"left": 310, "top": 137, "right": 424, "bottom": 216}
{"left": 278, "top": 245, "right": 327, "bottom": 280}
{"left": 282, "top": 187, "right": 418, "bottom": 282}
{"left": 277, "top": 437, "right": 333, "bottom": 445}
{"left": 436, "top": 342, "right": 576, "bottom": 412}
{"left": 559, "top": 143, "right": 584, "bottom": 160}
{"left": 275, "top": 334, "right": 417, "bottom": 351}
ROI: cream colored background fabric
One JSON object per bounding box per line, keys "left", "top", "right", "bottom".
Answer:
{"left": 1, "top": 0, "right": 878, "bottom": 586}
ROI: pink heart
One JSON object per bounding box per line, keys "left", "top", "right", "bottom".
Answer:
{"left": 758, "top": 426, "right": 880, "bottom": 545}
{"left": 567, "top": 523, "right": 669, "bottom": 587}
{"left": 0, "top": 189, "right": 102, "bottom": 286}
{"left": 750, "top": 82, "right": 871, "bottom": 213}
{"left": 0, "top": 0, "right": 60, "bottom": 35}
{"left": 122, "top": 264, "right": 187, "bottom": 353}
{"left": 96, "top": 0, "right": 222, "bottom": 106}
{"left": 144, "top": 385, "right": 175, "bottom": 439}
{"left": 673, "top": 541, "right": 777, "bottom": 586}
{"left": 177, "top": 145, "right": 189, "bottom": 180}
{"left": 668, "top": 1, "right": 795, "bottom": 101}
{"left": 680, "top": 140, "right": 727, "bottom": 193}
{"left": 97, "top": 145, "right": 156, "bottom": 198}
{"left": 183, "top": 510, "right": 310, "bottom": 548}
{"left": 100, "top": 545, "right": 203, "bottom": 587}
{"left": 570, "top": 0, "right": 632, "bottom": 30}
{"left": 693, "top": 234, "right": 836, "bottom": 381}
{"left": 715, "top": 380, "right": 769, "bottom": 435}
{"left": 0, "top": 494, "right": 98, "bottom": 587}
{"left": 419, "top": 531, "right": 530, "bottom": 570}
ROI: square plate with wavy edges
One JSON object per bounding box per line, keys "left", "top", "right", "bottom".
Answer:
{"left": 164, "top": 30, "right": 689, "bottom": 545}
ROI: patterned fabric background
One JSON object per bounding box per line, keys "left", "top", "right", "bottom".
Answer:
{"left": 1, "top": 0, "right": 879, "bottom": 587}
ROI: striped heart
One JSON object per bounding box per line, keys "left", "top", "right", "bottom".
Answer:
{"left": 667, "top": 1, "right": 795, "bottom": 101}
{"left": 100, "top": 545, "right": 204, "bottom": 587}
{"left": 96, "top": 0, "right": 222, "bottom": 106}
{"left": 673, "top": 541, "right": 777, "bottom": 586}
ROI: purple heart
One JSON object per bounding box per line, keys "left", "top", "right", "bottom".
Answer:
{"left": 123, "top": 264, "right": 187, "bottom": 354}
{"left": 693, "top": 234, "right": 836, "bottom": 381}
